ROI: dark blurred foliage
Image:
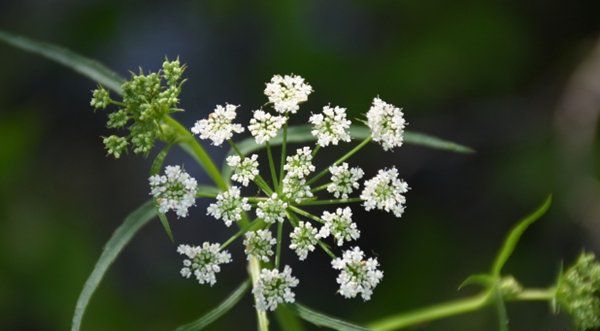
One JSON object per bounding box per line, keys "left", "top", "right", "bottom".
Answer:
{"left": 1, "top": 0, "right": 599, "bottom": 330}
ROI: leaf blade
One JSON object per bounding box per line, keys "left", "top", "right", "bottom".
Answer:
{"left": 71, "top": 200, "right": 157, "bottom": 331}
{"left": 288, "top": 303, "right": 371, "bottom": 331}
{"left": 174, "top": 280, "right": 251, "bottom": 331}
{"left": 0, "top": 30, "right": 125, "bottom": 93}
{"left": 491, "top": 195, "right": 553, "bottom": 276}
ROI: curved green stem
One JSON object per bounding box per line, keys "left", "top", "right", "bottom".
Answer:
{"left": 368, "top": 287, "right": 556, "bottom": 331}
{"left": 307, "top": 136, "right": 371, "bottom": 186}
{"left": 163, "top": 116, "right": 227, "bottom": 190}
{"left": 288, "top": 206, "right": 325, "bottom": 224}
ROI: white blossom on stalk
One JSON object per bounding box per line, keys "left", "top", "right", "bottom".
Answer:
{"left": 243, "top": 230, "right": 276, "bottom": 262}
{"left": 284, "top": 146, "right": 315, "bottom": 178}
{"left": 253, "top": 265, "right": 299, "bottom": 311}
{"left": 248, "top": 110, "right": 286, "bottom": 144}
{"left": 177, "top": 242, "right": 232, "bottom": 286}
{"left": 317, "top": 207, "right": 360, "bottom": 246}
{"left": 309, "top": 105, "right": 351, "bottom": 147}
{"left": 289, "top": 221, "right": 319, "bottom": 260}
{"left": 191, "top": 103, "right": 244, "bottom": 146}
{"left": 366, "top": 97, "right": 406, "bottom": 151}
{"left": 149, "top": 165, "right": 197, "bottom": 218}
{"left": 282, "top": 175, "right": 313, "bottom": 203}
{"left": 331, "top": 246, "right": 383, "bottom": 300}
{"left": 360, "top": 167, "right": 408, "bottom": 218}
{"left": 256, "top": 193, "right": 288, "bottom": 224}
{"left": 264, "top": 74, "right": 313, "bottom": 114}
{"left": 327, "top": 163, "right": 364, "bottom": 199}
{"left": 207, "top": 186, "right": 251, "bottom": 226}
{"left": 227, "top": 154, "right": 259, "bottom": 186}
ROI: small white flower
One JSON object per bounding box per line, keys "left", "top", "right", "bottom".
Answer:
{"left": 327, "top": 163, "right": 364, "bottom": 199}
{"left": 191, "top": 103, "right": 244, "bottom": 146}
{"left": 207, "top": 186, "right": 251, "bottom": 226}
{"left": 361, "top": 167, "right": 408, "bottom": 218}
{"left": 282, "top": 175, "right": 313, "bottom": 203}
{"left": 244, "top": 229, "right": 276, "bottom": 262}
{"left": 289, "top": 221, "right": 318, "bottom": 260}
{"left": 149, "top": 165, "right": 197, "bottom": 218}
{"left": 366, "top": 97, "right": 407, "bottom": 151}
{"left": 309, "top": 105, "right": 351, "bottom": 147}
{"left": 264, "top": 74, "right": 313, "bottom": 114}
{"left": 256, "top": 193, "right": 288, "bottom": 224}
{"left": 317, "top": 207, "right": 360, "bottom": 246}
{"left": 331, "top": 246, "right": 383, "bottom": 300}
{"left": 253, "top": 265, "right": 299, "bottom": 311}
{"left": 248, "top": 110, "right": 287, "bottom": 144}
{"left": 177, "top": 242, "right": 232, "bottom": 286}
{"left": 227, "top": 154, "right": 259, "bottom": 186}
{"left": 284, "top": 146, "right": 315, "bottom": 178}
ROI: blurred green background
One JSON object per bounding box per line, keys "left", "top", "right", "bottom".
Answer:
{"left": 1, "top": 0, "right": 600, "bottom": 330}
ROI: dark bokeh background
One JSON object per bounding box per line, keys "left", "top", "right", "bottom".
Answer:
{"left": 1, "top": 1, "right": 600, "bottom": 330}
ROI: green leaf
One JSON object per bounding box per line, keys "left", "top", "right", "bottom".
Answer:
{"left": 275, "top": 303, "right": 306, "bottom": 331}
{"left": 71, "top": 201, "right": 157, "bottom": 331}
{"left": 0, "top": 30, "right": 125, "bottom": 94}
{"left": 288, "top": 303, "right": 371, "bottom": 331}
{"left": 491, "top": 195, "right": 553, "bottom": 276}
{"left": 158, "top": 212, "right": 175, "bottom": 242}
{"left": 223, "top": 124, "right": 473, "bottom": 179}
{"left": 458, "top": 274, "right": 495, "bottom": 290}
{"left": 175, "top": 280, "right": 251, "bottom": 331}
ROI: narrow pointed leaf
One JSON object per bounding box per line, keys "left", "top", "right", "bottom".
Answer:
{"left": 150, "top": 144, "right": 173, "bottom": 176}
{"left": 288, "top": 303, "right": 371, "bottom": 331}
{"left": 175, "top": 280, "right": 251, "bottom": 331}
{"left": 158, "top": 212, "right": 175, "bottom": 242}
{"left": 71, "top": 200, "right": 157, "bottom": 331}
{"left": 0, "top": 30, "right": 124, "bottom": 93}
{"left": 491, "top": 195, "right": 552, "bottom": 276}
{"left": 458, "top": 274, "right": 495, "bottom": 290}
{"left": 276, "top": 305, "right": 306, "bottom": 331}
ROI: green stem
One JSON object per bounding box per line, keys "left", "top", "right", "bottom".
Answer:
{"left": 275, "top": 221, "right": 284, "bottom": 269}
{"left": 312, "top": 145, "right": 321, "bottom": 157}
{"left": 307, "top": 136, "right": 372, "bottom": 186}
{"left": 196, "top": 192, "right": 217, "bottom": 198}
{"left": 368, "top": 287, "right": 556, "bottom": 331}
{"left": 266, "top": 142, "right": 279, "bottom": 189}
{"left": 311, "top": 183, "right": 330, "bottom": 193}
{"left": 221, "top": 219, "right": 263, "bottom": 249}
{"left": 288, "top": 206, "right": 325, "bottom": 224}
{"left": 279, "top": 123, "right": 288, "bottom": 188}
{"left": 164, "top": 116, "right": 227, "bottom": 189}
{"left": 298, "top": 198, "right": 363, "bottom": 206}
{"left": 249, "top": 256, "right": 270, "bottom": 331}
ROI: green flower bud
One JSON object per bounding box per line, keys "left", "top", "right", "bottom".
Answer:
{"left": 103, "top": 135, "right": 128, "bottom": 158}
{"left": 556, "top": 252, "right": 600, "bottom": 330}
{"left": 107, "top": 109, "right": 129, "bottom": 129}
{"left": 162, "top": 58, "right": 184, "bottom": 85}
{"left": 90, "top": 86, "right": 110, "bottom": 109}
{"left": 498, "top": 276, "right": 523, "bottom": 299}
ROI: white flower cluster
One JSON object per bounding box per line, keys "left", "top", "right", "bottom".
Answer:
{"left": 256, "top": 194, "right": 288, "bottom": 224}
{"left": 284, "top": 146, "right": 315, "bottom": 178}
{"left": 367, "top": 97, "right": 406, "bottom": 151}
{"left": 248, "top": 110, "right": 287, "bottom": 145}
{"left": 207, "top": 186, "right": 251, "bottom": 226}
{"left": 244, "top": 230, "right": 276, "bottom": 262}
{"left": 227, "top": 154, "right": 259, "bottom": 186}
{"left": 327, "top": 163, "right": 364, "bottom": 199}
{"left": 264, "top": 74, "right": 313, "bottom": 114}
{"left": 317, "top": 207, "right": 360, "bottom": 246}
{"left": 332, "top": 247, "right": 383, "bottom": 300}
{"left": 282, "top": 175, "right": 313, "bottom": 203}
{"left": 289, "top": 221, "right": 319, "bottom": 260}
{"left": 361, "top": 167, "right": 409, "bottom": 218}
{"left": 192, "top": 104, "right": 244, "bottom": 146}
{"left": 253, "top": 265, "right": 299, "bottom": 311}
{"left": 149, "top": 165, "right": 198, "bottom": 218}
{"left": 178, "top": 242, "right": 232, "bottom": 286}
{"left": 309, "top": 105, "right": 352, "bottom": 147}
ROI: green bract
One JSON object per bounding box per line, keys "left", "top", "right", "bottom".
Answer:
{"left": 90, "top": 58, "right": 186, "bottom": 158}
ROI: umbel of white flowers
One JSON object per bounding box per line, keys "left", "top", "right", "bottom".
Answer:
{"left": 143, "top": 73, "right": 409, "bottom": 311}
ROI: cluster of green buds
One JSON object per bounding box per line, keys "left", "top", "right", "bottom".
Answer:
{"left": 556, "top": 252, "right": 600, "bottom": 330}
{"left": 90, "top": 58, "right": 186, "bottom": 158}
